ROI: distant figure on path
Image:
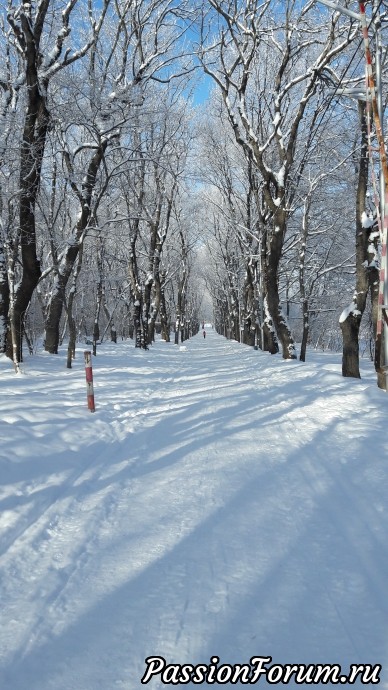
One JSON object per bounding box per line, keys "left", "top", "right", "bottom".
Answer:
{"left": 203, "top": 330, "right": 206, "bottom": 339}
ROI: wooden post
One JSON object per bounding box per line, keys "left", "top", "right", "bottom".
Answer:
{"left": 84, "top": 350, "right": 95, "bottom": 412}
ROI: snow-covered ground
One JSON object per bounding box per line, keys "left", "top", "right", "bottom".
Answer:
{"left": 1, "top": 329, "right": 387, "bottom": 689}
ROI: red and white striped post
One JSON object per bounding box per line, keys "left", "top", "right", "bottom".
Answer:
{"left": 84, "top": 351, "right": 95, "bottom": 412}
{"left": 359, "top": 1, "right": 388, "bottom": 388}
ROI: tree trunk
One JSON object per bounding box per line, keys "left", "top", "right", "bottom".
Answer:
{"left": 143, "top": 278, "right": 152, "bottom": 347}
{"left": 175, "top": 230, "right": 188, "bottom": 345}
{"left": 45, "top": 276, "right": 69, "bottom": 354}
{"left": 7, "top": 67, "right": 49, "bottom": 365}
{"left": 258, "top": 227, "right": 279, "bottom": 354}
{"left": 299, "top": 299, "right": 310, "bottom": 363}
{"left": 299, "top": 187, "right": 311, "bottom": 363}
{"left": 241, "top": 262, "right": 256, "bottom": 346}
{"left": 262, "top": 296, "right": 279, "bottom": 354}
{"left": 133, "top": 300, "right": 143, "bottom": 348}
{"left": 101, "top": 300, "right": 117, "bottom": 343}
{"left": 148, "top": 280, "right": 160, "bottom": 345}
{"left": 265, "top": 213, "right": 296, "bottom": 359}
{"left": 340, "top": 102, "right": 377, "bottom": 377}
{"left": 175, "top": 281, "right": 185, "bottom": 345}
{"left": 66, "top": 299, "right": 76, "bottom": 369}
{"left": 66, "top": 247, "right": 84, "bottom": 368}
{"left": 159, "top": 271, "right": 170, "bottom": 342}
{"left": 0, "top": 243, "right": 9, "bottom": 353}
{"left": 341, "top": 314, "right": 362, "bottom": 378}
{"left": 132, "top": 295, "right": 148, "bottom": 350}
{"left": 44, "top": 143, "right": 108, "bottom": 354}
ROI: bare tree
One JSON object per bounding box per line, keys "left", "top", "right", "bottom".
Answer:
{"left": 42, "top": 0, "right": 195, "bottom": 355}
{"left": 199, "top": 0, "right": 358, "bottom": 359}
{"left": 2, "top": 0, "right": 109, "bottom": 369}
{"left": 340, "top": 101, "right": 379, "bottom": 377}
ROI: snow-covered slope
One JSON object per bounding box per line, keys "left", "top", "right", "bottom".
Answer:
{"left": 1, "top": 330, "right": 387, "bottom": 689}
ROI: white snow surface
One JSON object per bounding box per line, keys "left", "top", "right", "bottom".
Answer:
{"left": 1, "top": 330, "right": 388, "bottom": 689}
{"left": 339, "top": 304, "right": 362, "bottom": 324}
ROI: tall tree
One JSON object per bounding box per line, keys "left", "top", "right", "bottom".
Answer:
{"left": 340, "top": 101, "right": 379, "bottom": 377}
{"left": 2, "top": 0, "right": 109, "bottom": 368}
{"left": 199, "top": 0, "right": 358, "bottom": 359}
{"left": 43, "top": 0, "right": 194, "bottom": 354}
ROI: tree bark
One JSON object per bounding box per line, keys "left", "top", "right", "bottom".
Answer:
{"left": 0, "top": 242, "right": 9, "bottom": 353}
{"left": 7, "top": 20, "right": 49, "bottom": 364}
{"left": 340, "top": 102, "right": 378, "bottom": 377}
{"left": 265, "top": 212, "right": 295, "bottom": 358}
{"left": 175, "top": 230, "right": 188, "bottom": 345}
{"left": 44, "top": 142, "right": 108, "bottom": 354}
{"left": 159, "top": 271, "right": 170, "bottom": 342}
{"left": 66, "top": 244, "right": 84, "bottom": 368}
{"left": 299, "top": 299, "right": 310, "bottom": 363}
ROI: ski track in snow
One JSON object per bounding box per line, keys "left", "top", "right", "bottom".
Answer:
{"left": 0, "top": 330, "right": 388, "bottom": 689}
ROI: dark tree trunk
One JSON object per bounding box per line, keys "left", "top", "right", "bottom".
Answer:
{"left": 265, "top": 212, "right": 297, "bottom": 360}
{"left": 299, "top": 190, "right": 311, "bottom": 362}
{"left": 134, "top": 300, "right": 143, "bottom": 348}
{"left": 67, "top": 309, "right": 76, "bottom": 369}
{"left": 66, "top": 299, "right": 77, "bottom": 369}
{"left": 45, "top": 276, "right": 69, "bottom": 354}
{"left": 262, "top": 298, "right": 279, "bottom": 354}
{"left": 0, "top": 243, "right": 9, "bottom": 353}
{"left": 66, "top": 246, "right": 84, "bottom": 368}
{"left": 341, "top": 102, "right": 378, "bottom": 378}
{"left": 175, "top": 230, "right": 188, "bottom": 345}
{"left": 299, "top": 299, "right": 310, "bottom": 363}
{"left": 175, "top": 283, "right": 185, "bottom": 345}
{"left": 143, "top": 279, "right": 152, "bottom": 346}
{"left": 258, "top": 227, "right": 279, "bottom": 354}
{"left": 229, "top": 288, "right": 240, "bottom": 342}
{"left": 341, "top": 315, "right": 362, "bottom": 378}
{"left": 159, "top": 272, "right": 170, "bottom": 342}
{"left": 7, "top": 36, "right": 49, "bottom": 364}
{"left": 241, "top": 262, "right": 256, "bottom": 346}
{"left": 44, "top": 143, "right": 108, "bottom": 354}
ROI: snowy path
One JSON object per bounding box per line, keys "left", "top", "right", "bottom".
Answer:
{"left": 0, "top": 330, "right": 388, "bottom": 689}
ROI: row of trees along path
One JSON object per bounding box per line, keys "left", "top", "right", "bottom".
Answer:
{"left": 0, "top": 0, "right": 387, "bottom": 388}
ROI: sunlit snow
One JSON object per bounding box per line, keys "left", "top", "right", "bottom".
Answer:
{"left": 0, "top": 330, "right": 388, "bottom": 689}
